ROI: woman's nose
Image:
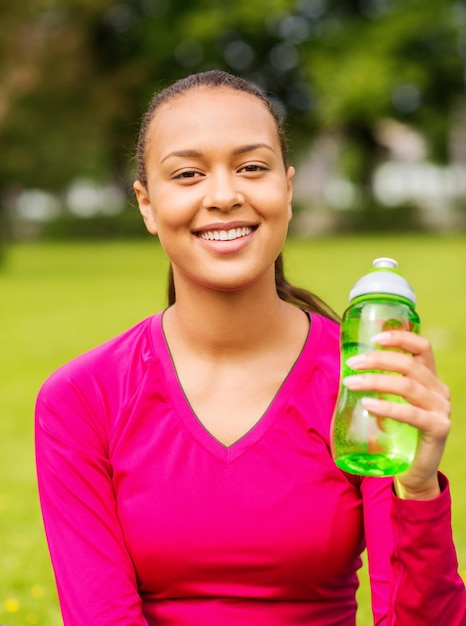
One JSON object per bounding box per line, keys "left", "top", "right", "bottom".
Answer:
{"left": 201, "top": 170, "right": 245, "bottom": 212}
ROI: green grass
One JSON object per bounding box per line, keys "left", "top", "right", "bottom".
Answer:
{"left": 1, "top": 235, "right": 465, "bottom": 625}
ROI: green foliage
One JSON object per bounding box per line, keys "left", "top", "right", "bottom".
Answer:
{"left": 337, "top": 202, "right": 422, "bottom": 233}
{"left": 1, "top": 236, "right": 466, "bottom": 624}
{"left": 40, "top": 205, "right": 147, "bottom": 240}
{"left": 0, "top": 0, "right": 465, "bottom": 237}
{"left": 303, "top": 0, "right": 462, "bottom": 129}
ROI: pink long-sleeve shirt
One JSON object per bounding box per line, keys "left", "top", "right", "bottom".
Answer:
{"left": 35, "top": 312, "right": 466, "bottom": 625}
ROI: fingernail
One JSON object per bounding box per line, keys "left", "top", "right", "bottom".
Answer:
{"left": 361, "top": 397, "right": 382, "bottom": 410}
{"left": 371, "top": 332, "right": 392, "bottom": 344}
{"left": 343, "top": 375, "right": 364, "bottom": 389}
{"left": 346, "top": 355, "right": 368, "bottom": 368}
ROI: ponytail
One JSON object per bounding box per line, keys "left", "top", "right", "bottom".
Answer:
{"left": 274, "top": 253, "right": 340, "bottom": 322}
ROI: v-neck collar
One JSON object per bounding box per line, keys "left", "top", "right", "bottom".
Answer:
{"left": 149, "top": 311, "right": 317, "bottom": 465}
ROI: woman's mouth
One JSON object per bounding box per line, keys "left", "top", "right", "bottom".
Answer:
{"left": 197, "top": 226, "right": 256, "bottom": 241}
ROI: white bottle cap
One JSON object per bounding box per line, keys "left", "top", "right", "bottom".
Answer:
{"left": 349, "top": 257, "right": 416, "bottom": 305}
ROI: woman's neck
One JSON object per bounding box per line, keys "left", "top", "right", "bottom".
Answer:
{"left": 162, "top": 276, "right": 305, "bottom": 360}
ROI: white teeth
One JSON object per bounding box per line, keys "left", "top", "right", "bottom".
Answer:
{"left": 199, "top": 227, "right": 253, "bottom": 241}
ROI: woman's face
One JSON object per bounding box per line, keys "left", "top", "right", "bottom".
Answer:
{"left": 134, "top": 87, "right": 295, "bottom": 295}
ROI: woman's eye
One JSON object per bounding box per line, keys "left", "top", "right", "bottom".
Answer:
{"left": 174, "top": 170, "right": 201, "bottom": 180}
{"left": 240, "top": 164, "right": 266, "bottom": 173}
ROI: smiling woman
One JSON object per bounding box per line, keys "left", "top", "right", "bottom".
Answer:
{"left": 133, "top": 85, "right": 295, "bottom": 297}
{"left": 133, "top": 72, "right": 335, "bottom": 313}
{"left": 35, "top": 70, "right": 466, "bottom": 626}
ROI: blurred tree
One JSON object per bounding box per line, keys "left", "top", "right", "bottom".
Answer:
{"left": 0, "top": 0, "right": 116, "bottom": 190}
{"left": 0, "top": 0, "right": 465, "bottom": 236}
{"left": 299, "top": 0, "right": 466, "bottom": 214}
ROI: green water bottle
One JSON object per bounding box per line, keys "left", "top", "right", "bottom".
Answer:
{"left": 331, "top": 257, "right": 420, "bottom": 477}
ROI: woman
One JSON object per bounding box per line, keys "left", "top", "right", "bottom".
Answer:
{"left": 35, "top": 70, "right": 466, "bottom": 625}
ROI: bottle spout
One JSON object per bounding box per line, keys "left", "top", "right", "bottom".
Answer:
{"left": 373, "top": 257, "right": 397, "bottom": 269}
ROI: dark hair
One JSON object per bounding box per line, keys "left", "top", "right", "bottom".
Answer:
{"left": 136, "top": 70, "right": 339, "bottom": 322}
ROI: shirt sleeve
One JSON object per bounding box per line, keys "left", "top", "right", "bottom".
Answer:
{"left": 35, "top": 372, "right": 149, "bottom": 626}
{"left": 363, "top": 473, "right": 466, "bottom": 625}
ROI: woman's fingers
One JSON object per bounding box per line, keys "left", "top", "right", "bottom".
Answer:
{"left": 345, "top": 330, "right": 450, "bottom": 403}
{"left": 344, "top": 334, "right": 451, "bottom": 431}
{"left": 372, "top": 330, "right": 438, "bottom": 372}
{"left": 344, "top": 330, "right": 452, "bottom": 499}
{"left": 359, "top": 393, "right": 451, "bottom": 439}
{"left": 344, "top": 370, "right": 448, "bottom": 413}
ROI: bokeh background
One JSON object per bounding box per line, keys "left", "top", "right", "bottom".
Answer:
{"left": 1, "top": 1, "right": 466, "bottom": 624}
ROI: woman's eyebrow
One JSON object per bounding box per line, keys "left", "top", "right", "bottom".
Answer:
{"left": 232, "top": 143, "right": 274, "bottom": 156}
{"left": 161, "top": 149, "right": 202, "bottom": 163}
{"left": 161, "top": 143, "right": 274, "bottom": 164}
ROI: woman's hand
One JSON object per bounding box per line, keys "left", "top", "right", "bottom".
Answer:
{"left": 345, "top": 330, "right": 451, "bottom": 500}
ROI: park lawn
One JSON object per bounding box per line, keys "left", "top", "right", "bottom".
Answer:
{"left": 1, "top": 235, "right": 465, "bottom": 625}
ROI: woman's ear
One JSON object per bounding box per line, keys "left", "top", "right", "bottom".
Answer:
{"left": 133, "top": 180, "right": 158, "bottom": 235}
